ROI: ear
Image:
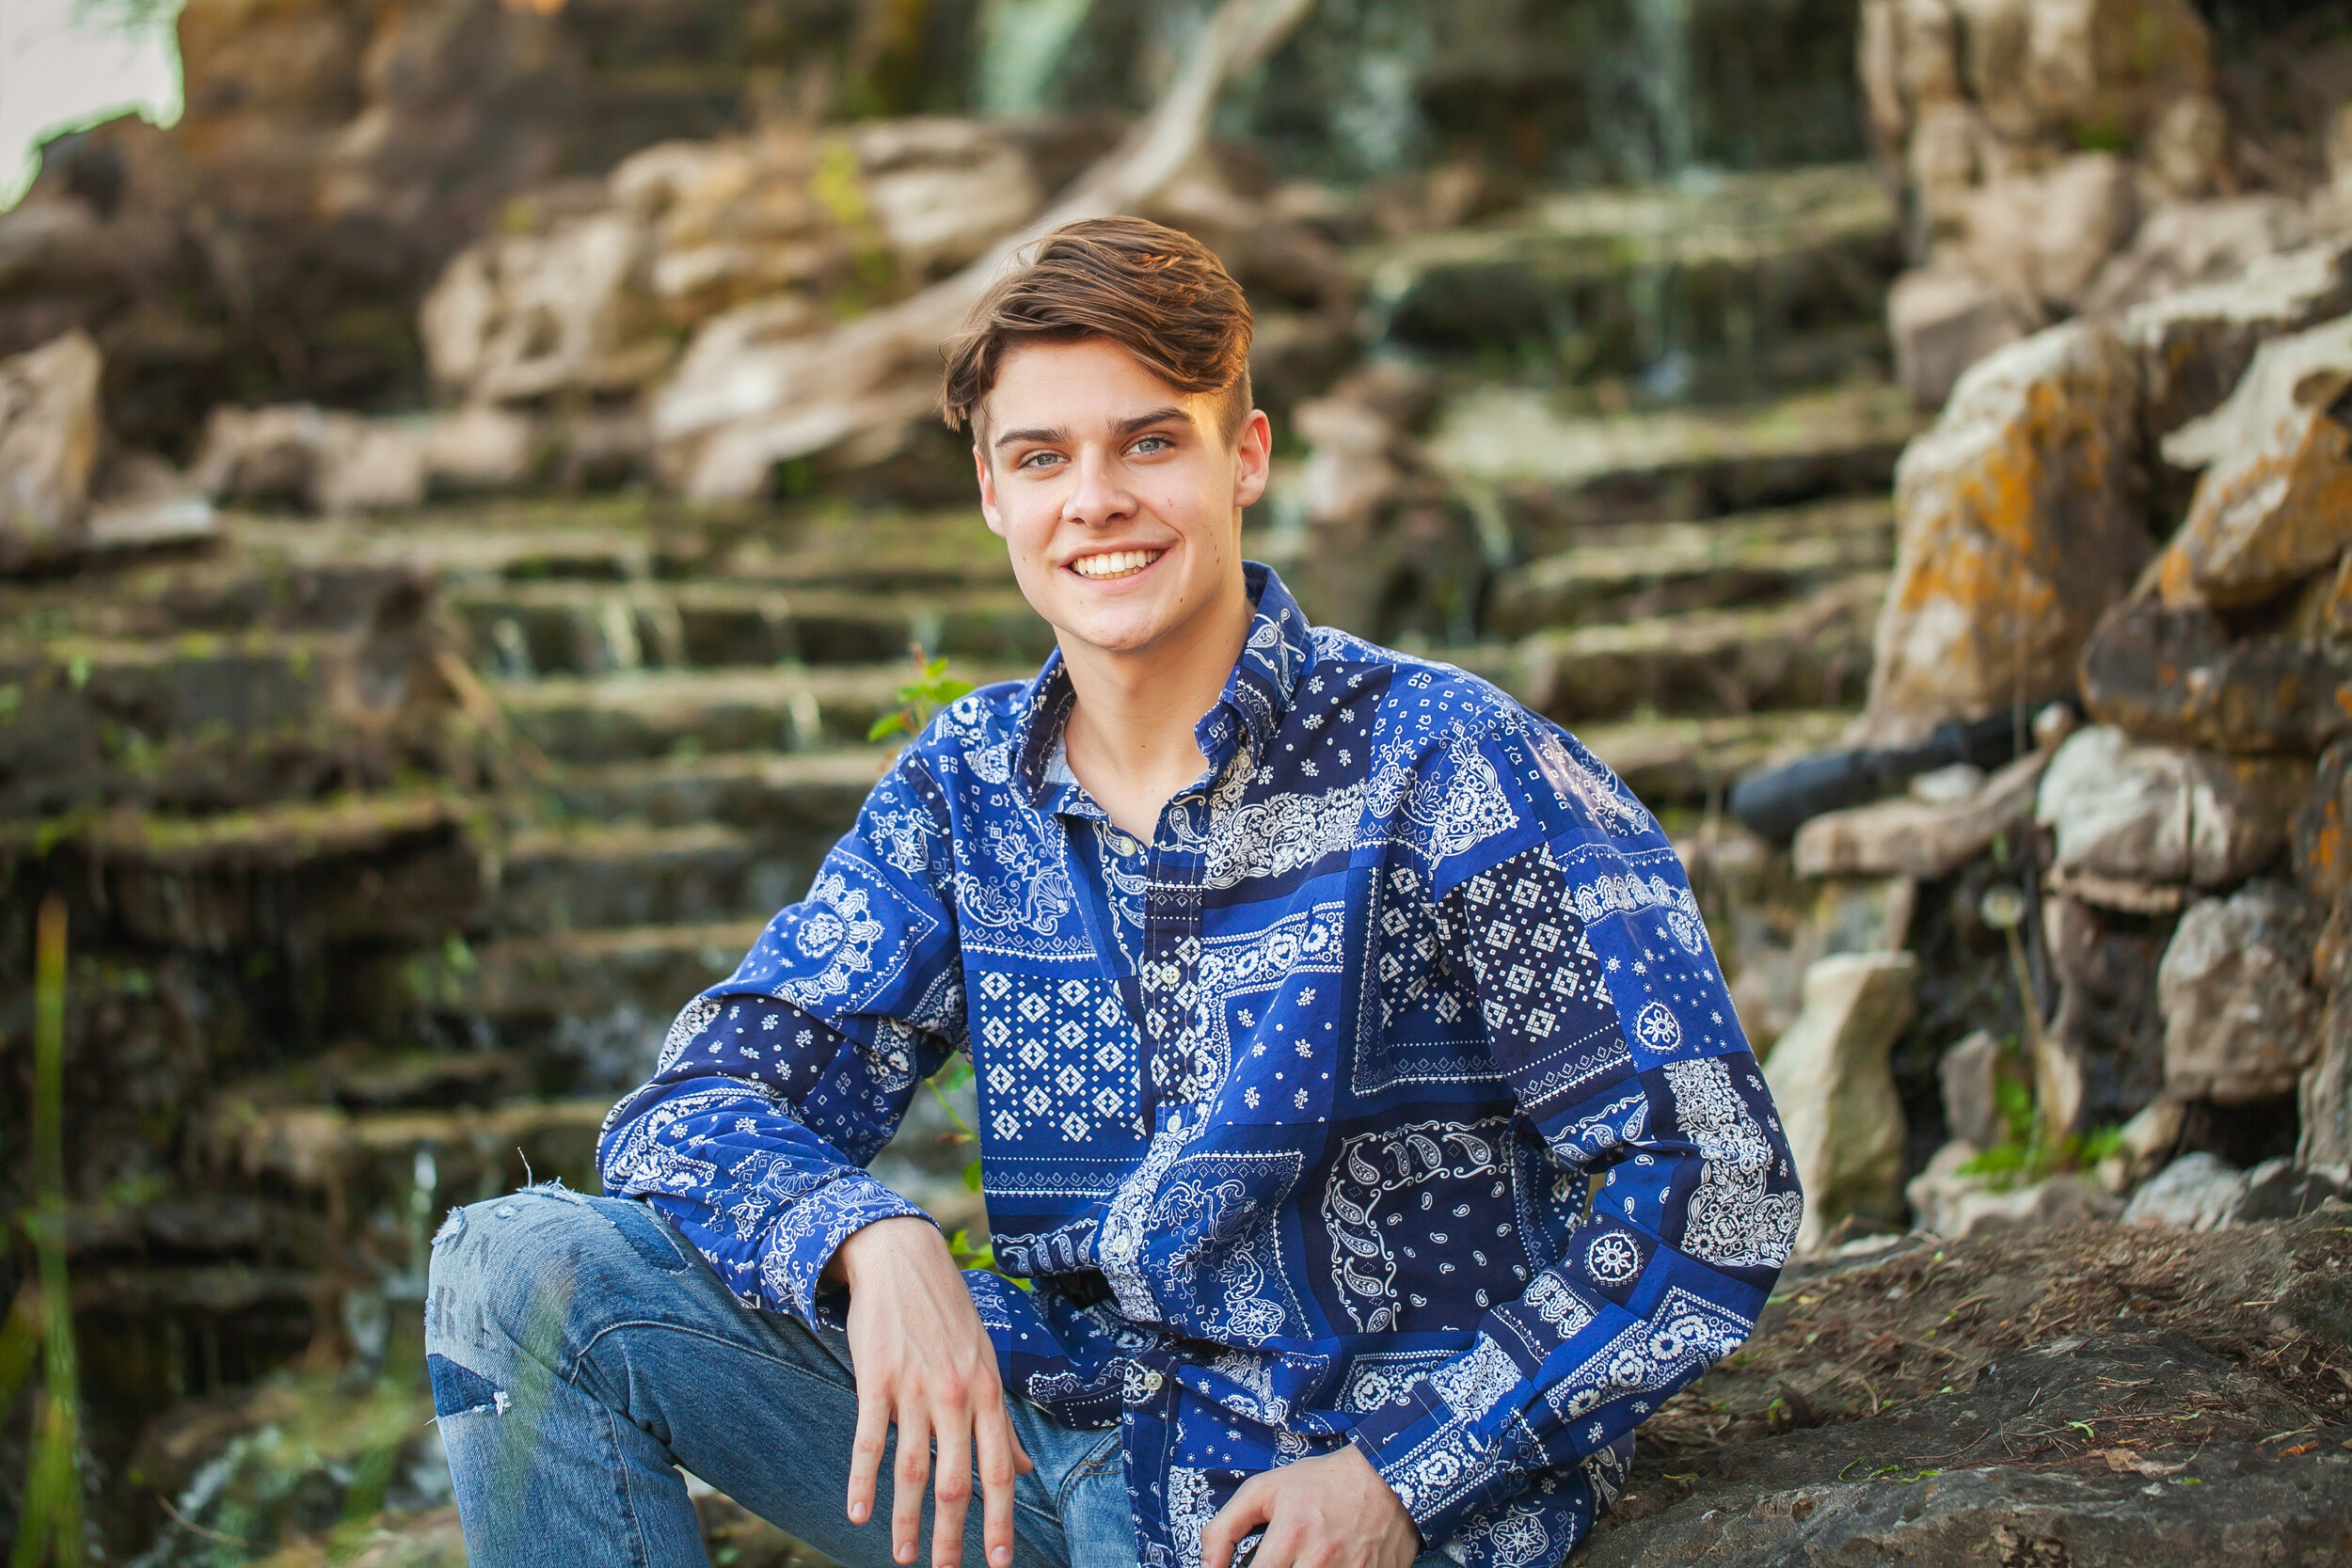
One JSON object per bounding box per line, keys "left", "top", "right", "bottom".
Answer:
{"left": 975, "top": 442, "right": 1007, "bottom": 537}
{"left": 1231, "top": 408, "right": 1273, "bottom": 514}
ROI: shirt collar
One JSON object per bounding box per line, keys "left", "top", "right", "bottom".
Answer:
{"left": 1012, "top": 562, "right": 1314, "bottom": 809}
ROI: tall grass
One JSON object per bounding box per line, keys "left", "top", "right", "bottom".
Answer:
{"left": 9, "top": 895, "right": 83, "bottom": 1568}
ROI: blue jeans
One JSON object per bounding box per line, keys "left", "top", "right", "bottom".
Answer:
{"left": 422, "top": 1186, "right": 1140, "bottom": 1568}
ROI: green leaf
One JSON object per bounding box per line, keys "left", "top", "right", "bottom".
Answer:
{"left": 867, "top": 711, "right": 910, "bottom": 742}
{"left": 964, "top": 1159, "right": 983, "bottom": 1192}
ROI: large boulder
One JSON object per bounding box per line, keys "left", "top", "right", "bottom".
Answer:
{"left": 1857, "top": 321, "right": 2151, "bottom": 747}
{"left": 2078, "top": 591, "right": 2352, "bottom": 755}
{"left": 2082, "top": 196, "right": 2312, "bottom": 318}
{"left": 2036, "top": 725, "right": 2311, "bottom": 890}
{"left": 2157, "top": 879, "right": 2327, "bottom": 1104}
{"left": 1887, "top": 261, "right": 2040, "bottom": 414}
{"left": 2153, "top": 314, "right": 2352, "bottom": 610}
{"left": 0, "top": 330, "right": 103, "bottom": 567}
{"left": 1958, "top": 151, "right": 2140, "bottom": 314}
{"left": 1762, "top": 951, "right": 1917, "bottom": 1252}
{"left": 2123, "top": 237, "right": 2352, "bottom": 443}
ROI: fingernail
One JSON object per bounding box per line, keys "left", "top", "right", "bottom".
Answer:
{"left": 993, "top": 1549, "right": 1011, "bottom": 1567}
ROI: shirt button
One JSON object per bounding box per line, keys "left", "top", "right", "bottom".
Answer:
{"left": 1141, "top": 1370, "right": 1164, "bottom": 1393}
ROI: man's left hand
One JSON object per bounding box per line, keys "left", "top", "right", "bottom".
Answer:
{"left": 1198, "top": 1445, "right": 1421, "bottom": 1568}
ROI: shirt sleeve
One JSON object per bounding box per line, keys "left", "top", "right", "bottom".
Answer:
{"left": 1345, "top": 717, "right": 1802, "bottom": 1549}
{"left": 596, "top": 744, "right": 966, "bottom": 1325}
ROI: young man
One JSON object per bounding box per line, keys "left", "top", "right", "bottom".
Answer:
{"left": 426, "top": 217, "right": 1800, "bottom": 1568}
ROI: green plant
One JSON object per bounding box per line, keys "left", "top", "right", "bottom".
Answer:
{"left": 9, "top": 895, "right": 85, "bottom": 1568}
{"left": 867, "top": 646, "right": 974, "bottom": 744}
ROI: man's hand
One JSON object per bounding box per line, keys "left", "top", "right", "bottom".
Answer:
{"left": 1199, "top": 1445, "right": 1421, "bottom": 1568}
{"left": 834, "top": 1216, "right": 1033, "bottom": 1568}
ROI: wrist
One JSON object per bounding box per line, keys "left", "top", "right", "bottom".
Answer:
{"left": 830, "top": 1213, "right": 938, "bottom": 1291}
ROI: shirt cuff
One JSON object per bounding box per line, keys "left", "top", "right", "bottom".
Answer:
{"left": 1345, "top": 1378, "right": 1512, "bottom": 1549}
{"left": 759, "top": 1168, "right": 933, "bottom": 1326}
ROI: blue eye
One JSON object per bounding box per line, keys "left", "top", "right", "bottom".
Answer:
{"left": 1133, "top": 436, "right": 1171, "bottom": 455}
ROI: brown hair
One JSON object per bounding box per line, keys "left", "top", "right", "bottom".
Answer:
{"left": 940, "top": 215, "right": 1254, "bottom": 443}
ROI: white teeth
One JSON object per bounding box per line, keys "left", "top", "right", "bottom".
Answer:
{"left": 1070, "top": 549, "right": 1164, "bottom": 579}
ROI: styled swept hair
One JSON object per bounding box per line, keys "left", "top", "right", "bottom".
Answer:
{"left": 939, "top": 215, "right": 1253, "bottom": 441}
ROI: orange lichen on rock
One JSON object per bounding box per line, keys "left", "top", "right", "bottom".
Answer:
{"left": 1860, "top": 320, "right": 2150, "bottom": 746}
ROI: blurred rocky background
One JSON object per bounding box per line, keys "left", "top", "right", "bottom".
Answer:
{"left": 8, "top": 1, "right": 2352, "bottom": 1565}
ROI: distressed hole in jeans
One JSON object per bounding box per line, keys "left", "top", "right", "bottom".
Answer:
{"left": 432, "top": 1208, "right": 466, "bottom": 1246}
{"left": 429, "top": 1353, "right": 510, "bottom": 1418}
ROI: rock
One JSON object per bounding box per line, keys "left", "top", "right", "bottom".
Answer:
{"left": 1961, "top": 152, "right": 2140, "bottom": 312}
{"left": 2080, "top": 195, "right": 2309, "bottom": 316}
{"left": 1277, "top": 364, "right": 1486, "bottom": 642}
{"left": 1763, "top": 951, "right": 1917, "bottom": 1253}
{"left": 2291, "top": 736, "right": 2352, "bottom": 903}
{"left": 2039, "top": 892, "right": 2176, "bottom": 1136}
{"left": 2154, "top": 314, "right": 2352, "bottom": 609}
{"left": 2296, "top": 992, "right": 2352, "bottom": 1170}
{"left": 2122, "top": 1150, "right": 2247, "bottom": 1229}
{"left": 2123, "top": 236, "right": 2352, "bottom": 441}
{"left": 2078, "top": 590, "right": 2352, "bottom": 754}
{"left": 419, "top": 404, "right": 540, "bottom": 493}
{"left": 1792, "top": 746, "right": 2048, "bottom": 880}
{"left": 2234, "top": 1156, "right": 2348, "bottom": 1224}
{"left": 1939, "top": 1028, "right": 2009, "bottom": 1149}
{"left": 1905, "top": 1138, "right": 2121, "bottom": 1238}
{"left": 2013, "top": 0, "right": 2213, "bottom": 148}
{"left": 421, "top": 209, "right": 667, "bottom": 405}
{"left": 2141, "top": 91, "right": 2234, "bottom": 199}
{"left": 2158, "top": 879, "right": 2326, "bottom": 1104}
{"left": 193, "top": 404, "right": 423, "bottom": 514}
{"left": 2036, "top": 725, "right": 2310, "bottom": 889}
{"left": 1886, "top": 261, "right": 2039, "bottom": 410}
{"left": 0, "top": 329, "right": 103, "bottom": 567}
{"left": 1856, "top": 321, "right": 2150, "bottom": 748}
{"left": 2095, "top": 1094, "right": 2186, "bottom": 1193}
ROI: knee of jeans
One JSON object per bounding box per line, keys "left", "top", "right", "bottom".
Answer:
{"left": 424, "top": 1186, "right": 684, "bottom": 1359}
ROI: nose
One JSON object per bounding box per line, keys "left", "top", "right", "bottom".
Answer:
{"left": 1060, "top": 446, "right": 1136, "bottom": 529}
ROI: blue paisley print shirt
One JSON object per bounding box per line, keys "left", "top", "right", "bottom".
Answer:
{"left": 598, "top": 564, "right": 1801, "bottom": 1568}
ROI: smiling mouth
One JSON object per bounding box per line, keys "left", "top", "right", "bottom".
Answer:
{"left": 1068, "top": 548, "right": 1165, "bottom": 580}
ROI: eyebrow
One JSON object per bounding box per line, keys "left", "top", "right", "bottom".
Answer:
{"left": 991, "top": 406, "right": 1192, "bottom": 451}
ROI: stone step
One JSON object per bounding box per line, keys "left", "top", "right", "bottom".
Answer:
{"left": 545, "top": 749, "right": 884, "bottom": 835}
{"left": 0, "top": 544, "right": 421, "bottom": 641}
{"left": 13, "top": 792, "right": 487, "bottom": 950}
{"left": 1430, "top": 378, "right": 1922, "bottom": 547}
{"left": 494, "top": 821, "right": 804, "bottom": 934}
{"left": 450, "top": 919, "right": 770, "bottom": 1042}
{"left": 0, "top": 632, "right": 418, "bottom": 817}
{"left": 1484, "top": 497, "right": 1894, "bottom": 638}
{"left": 1453, "top": 572, "right": 1885, "bottom": 723}
{"left": 492, "top": 660, "right": 1030, "bottom": 762}
{"left": 450, "top": 580, "right": 1053, "bottom": 677}
{"left": 1363, "top": 163, "right": 1900, "bottom": 386}
{"left": 1577, "top": 707, "right": 1855, "bottom": 807}
{"left": 208, "top": 1093, "right": 613, "bottom": 1209}
{"left": 236, "top": 502, "right": 1014, "bottom": 594}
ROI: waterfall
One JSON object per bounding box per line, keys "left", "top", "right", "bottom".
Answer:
{"left": 1630, "top": 0, "right": 1696, "bottom": 180}
{"left": 976, "top": 0, "right": 1097, "bottom": 118}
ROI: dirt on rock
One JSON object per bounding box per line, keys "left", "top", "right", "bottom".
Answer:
{"left": 1586, "top": 1208, "right": 2352, "bottom": 1565}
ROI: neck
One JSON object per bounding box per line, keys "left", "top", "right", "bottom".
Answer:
{"left": 1057, "top": 569, "right": 1253, "bottom": 842}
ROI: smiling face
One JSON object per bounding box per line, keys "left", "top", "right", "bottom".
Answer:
{"left": 976, "top": 336, "right": 1270, "bottom": 664}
